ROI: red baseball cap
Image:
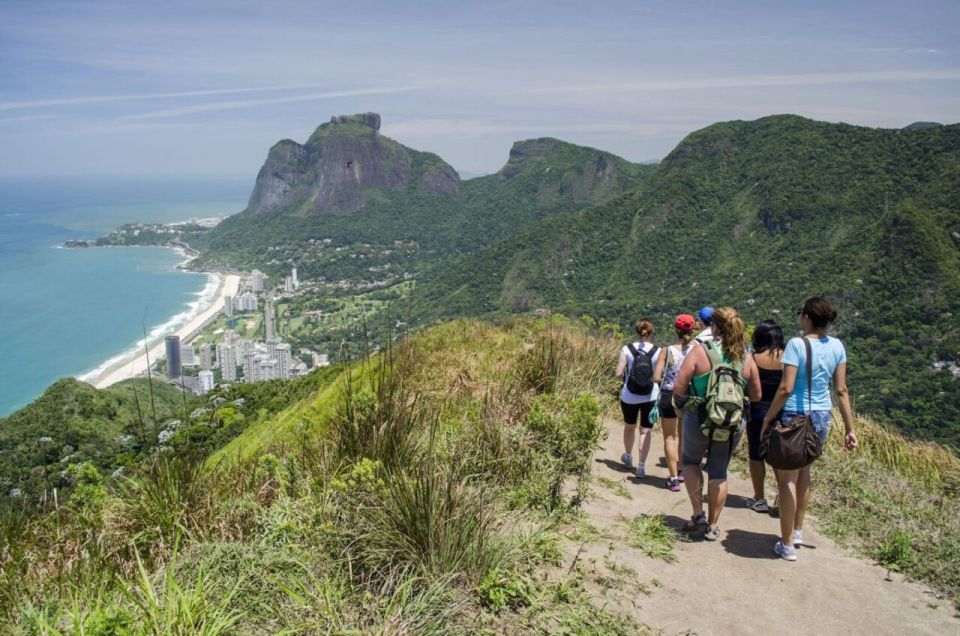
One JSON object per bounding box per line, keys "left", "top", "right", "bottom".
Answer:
{"left": 674, "top": 314, "right": 696, "bottom": 331}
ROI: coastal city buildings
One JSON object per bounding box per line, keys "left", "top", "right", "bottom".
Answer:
{"left": 165, "top": 335, "right": 182, "bottom": 379}
{"left": 198, "top": 369, "right": 215, "bottom": 394}
{"left": 180, "top": 344, "right": 195, "bottom": 366}
{"left": 223, "top": 294, "right": 234, "bottom": 317}
{"left": 248, "top": 269, "right": 267, "bottom": 292}
{"left": 237, "top": 291, "right": 257, "bottom": 312}
{"left": 200, "top": 343, "right": 212, "bottom": 370}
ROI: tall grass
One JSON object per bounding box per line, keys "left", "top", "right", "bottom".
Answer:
{"left": 0, "top": 317, "right": 630, "bottom": 632}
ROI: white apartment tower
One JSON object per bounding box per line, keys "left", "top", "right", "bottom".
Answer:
{"left": 198, "top": 370, "right": 215, "bottom": 394}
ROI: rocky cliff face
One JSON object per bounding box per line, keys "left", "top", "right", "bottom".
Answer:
{"left": 246, "top": 112, "right": 459, "bottom": 215}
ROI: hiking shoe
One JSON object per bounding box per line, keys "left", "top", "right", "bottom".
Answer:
{"left": 774, "top": 540, "right": 798, "bottom": 561}
{"left": 621, "top": 452, "right": 634, "bottom": 469}
{"left": 677, "top": 469, "right": 684, "bottom": 483}
{"left": 665, "top": 477, "right": 681, "bottom": 492}
{"left": 682, "top": 512, "right": 708, "bottom": 532}
{"left": 748, "top": 498, "right": 769, "bottom": 513}
{"left": 704, "top": 525, "right": 721, "bottom": 541}
{"left": 793, "top": 529, "right": 804, "bottom": 547}
{"left": 635, "top": 464, "right": 646, "bottom": 479}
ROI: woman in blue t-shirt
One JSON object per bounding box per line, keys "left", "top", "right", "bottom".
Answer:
{"left": 761, "top": 297, "right": 858, "bottom": 562}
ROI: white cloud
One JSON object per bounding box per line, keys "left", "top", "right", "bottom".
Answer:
{"left": 0, "top": 83, "right": 331, "bottom": 112}
{"left": 528, "top": 69, "right": 960, "bottom": 94}
{"left": 119, "top": 86, "right": 424, "bottom": 121}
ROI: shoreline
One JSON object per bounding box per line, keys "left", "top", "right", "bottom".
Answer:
{"left": 84, "top": 270, "right": 240, "bottom": 389}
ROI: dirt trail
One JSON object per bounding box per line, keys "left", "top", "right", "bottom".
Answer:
{"left": 575, "top": 418, "right": 958, "bottom": 636}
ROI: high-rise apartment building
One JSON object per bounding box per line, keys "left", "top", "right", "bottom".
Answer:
{"left": 199, "top": 343, "right": 212, "bottom": 370}
{"left": 165, "top": 335, "right": 182, "bottom": 379}
{"left": 198, "top": 370, "right": 215, "bottom": 394}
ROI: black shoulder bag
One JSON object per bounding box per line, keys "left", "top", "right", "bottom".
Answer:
{"left": 762, "top": 338, "right": 823, "bottom": 470}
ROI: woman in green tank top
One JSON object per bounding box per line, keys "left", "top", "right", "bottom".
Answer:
{"left": 670, "top": 307, "right": 760, "bottom": 541}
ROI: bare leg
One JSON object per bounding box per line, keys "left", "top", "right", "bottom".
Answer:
{"left": 637, "top": 426, "right": 653, "bottom": 464}
{"left": 707, "top": 478, "right": 728, "bottom": 527}
{"left": 623, "top": 424, "right": 636, "bottom": 456}
{"left": 662, "top": 417, "right": 679, "bottom": 478}
{"left": 795, "top": 465, "right": 812, "bottom": 531}
{"left": 776, "top": 468, "right": 799, "bottom": 545}
{"left": 749, "top": 460, "right": 766, "bottom": 500}
{"left": 683, "top": 463, "right": 704, "bottom": 516}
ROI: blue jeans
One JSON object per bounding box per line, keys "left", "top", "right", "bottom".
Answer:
{"left": 782, "top": 410, "right": 831, "bottom": 445}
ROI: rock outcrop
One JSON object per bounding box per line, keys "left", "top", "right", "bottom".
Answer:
{"left": 245, "top": 113, "right": 459, "bottom": 216}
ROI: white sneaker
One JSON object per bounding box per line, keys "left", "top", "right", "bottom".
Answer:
{"left": 774, "top": 540, "right": 797, "bottom": 561}
{"left": 793, "top": 529, "right": 804, "bottom": 547}
{"left": 635, "top": 464, "right": 646, "bottom": 479}
{"left": 621, "top": 452, "right": 634, "bottom": 469}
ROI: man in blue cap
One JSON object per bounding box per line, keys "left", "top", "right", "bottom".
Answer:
{"left": 695, "top": 306, "right": 715, "bottom": 344}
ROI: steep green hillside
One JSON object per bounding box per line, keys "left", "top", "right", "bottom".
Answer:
{"left": 0, "top": 378, "right": 187, "bottom": 504}
{"left": 2, "top": 319, "right": 957, "bottom": 632}
{"left": 192, "top": 114, "right": 651, "bottom": 282}
{"left": 401, "top": 115, "right": 960, "bottom": 446}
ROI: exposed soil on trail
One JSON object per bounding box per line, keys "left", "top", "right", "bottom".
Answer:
{"left": 569, "top": 419, "right": 959, "bottom": 635}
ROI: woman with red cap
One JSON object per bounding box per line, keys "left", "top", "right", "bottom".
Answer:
{"left": 653, "top": 314, "right": 696, "bottom": 491}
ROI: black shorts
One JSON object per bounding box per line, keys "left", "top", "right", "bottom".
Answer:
{"left": 658, "top": 390, "right": 677, "bottom": 419}
{"left": 621, "top": 399, "right": 655, "bottom": 428}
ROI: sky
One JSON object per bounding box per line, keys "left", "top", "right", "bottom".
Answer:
{"left": 1, "top": 0, "right": 958, "bottom": 178}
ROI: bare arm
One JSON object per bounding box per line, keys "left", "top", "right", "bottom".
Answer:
{"left": 615, "top": 349, "right": 627, "bottom": 379}
{"left": 743, "top": 355, "right": 762, "bottom": 403}
{"left": 833, "top": 362, "right": 858, "bottom": 450}
{"left": 761, "top": 364, "right": 797, "bottom": 434}
{"left": 653, "top": 347, "right": 667, "bottom": 383}
{"left": 672, "top": 345, "right": 705, "bottom": 398}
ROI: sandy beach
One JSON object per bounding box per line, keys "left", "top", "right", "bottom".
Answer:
{"left": 89, "top": 273, "right": 241, "bottom": 389}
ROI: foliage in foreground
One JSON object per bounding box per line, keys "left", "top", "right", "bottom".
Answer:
{"left": 0, "top": 318, "right": 630, "bottom": 633}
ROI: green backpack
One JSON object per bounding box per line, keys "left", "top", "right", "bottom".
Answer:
{"left": 701, "top": 341, "right": 745, "bottom": 443}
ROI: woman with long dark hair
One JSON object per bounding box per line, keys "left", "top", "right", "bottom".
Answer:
{"left": 746, "top": 320, "right": 785, "bottom": 513}
{"left": 761, "top": 297, "right": 858, "bottom": 561}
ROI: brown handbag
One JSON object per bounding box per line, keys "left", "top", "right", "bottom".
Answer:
{"left": 761, "top": 338, "right": 823, "bottom": 470}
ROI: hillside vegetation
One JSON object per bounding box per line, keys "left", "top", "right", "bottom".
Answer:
{"left": 2, "top": 318, "right": 958, "bottom": 633}
{"left": 193, "top": 115, "right": 652, "bottom": 284}
{"left": 400, "top": 116, "right": 960, "bottom": 446}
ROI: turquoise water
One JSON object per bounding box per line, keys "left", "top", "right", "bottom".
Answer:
{"left": 0, "top": 177, "right": 248, "bottom": 416}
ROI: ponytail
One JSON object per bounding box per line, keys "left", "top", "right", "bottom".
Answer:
{"left": 712, "top": 307, "right": 746, "bottom": 363}
{"left": 634, "top": 318, "right": 655, "bottom": 340}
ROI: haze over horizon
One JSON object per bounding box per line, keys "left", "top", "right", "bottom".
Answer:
{"left": 1, "top": 0, "right": 958, "bottom": 178}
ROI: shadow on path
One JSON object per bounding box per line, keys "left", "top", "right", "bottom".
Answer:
{"left": 722, "top": 528, "right": 781, "bottom": 559}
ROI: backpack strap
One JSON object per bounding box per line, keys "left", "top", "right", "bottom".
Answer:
{"left": 702, "top": 340, "right": 722, "bottom": 370}
{"left": 647, "top": 345, "right": 659, "bottom": 360}
{"left": 626, "top": 343, "right": 640, "bottom": 359}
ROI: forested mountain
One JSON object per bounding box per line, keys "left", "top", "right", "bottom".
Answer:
{"left": 192, "top": 113, "right": 652, "bottom": 281}
{"left": 399, "top": 115, "right": 960, "bottom": 446}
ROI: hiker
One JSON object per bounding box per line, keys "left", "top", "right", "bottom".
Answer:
{"left": 672, "top": 307, "right": 761, "bottom": 540}
{"left": 762, "top": 297, "right": 858, "bottom": 561}
{"left": 653, "top": 313, "right": 696, "bottom": 492}
{"left": 745, "top": 320, "right": 785, "bottom": 513}
{"left": 615, "top": 318, "right": 661, "bottom": 479}
{"left": 695, "top": 306, "right": 715, "bottom": 344}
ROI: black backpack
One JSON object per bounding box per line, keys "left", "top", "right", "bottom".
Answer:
{"left": 626, "top": 343, "right": 658, "bottom": 394}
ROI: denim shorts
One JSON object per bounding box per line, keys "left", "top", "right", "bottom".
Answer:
{"left": 782, "top": 410, "right": 831, "bottom": 445}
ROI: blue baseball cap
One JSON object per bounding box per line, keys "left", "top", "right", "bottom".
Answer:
{"left": 698, "top": 306, "right": 715, "bottom": 322}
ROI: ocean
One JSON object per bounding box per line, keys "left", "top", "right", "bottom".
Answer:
{"left": 0, "top": 177, "right": 248, "bottom": 417}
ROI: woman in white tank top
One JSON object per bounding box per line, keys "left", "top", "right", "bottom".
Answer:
{"left": 653, "top": 314, "right": 696, "bottom": 491}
